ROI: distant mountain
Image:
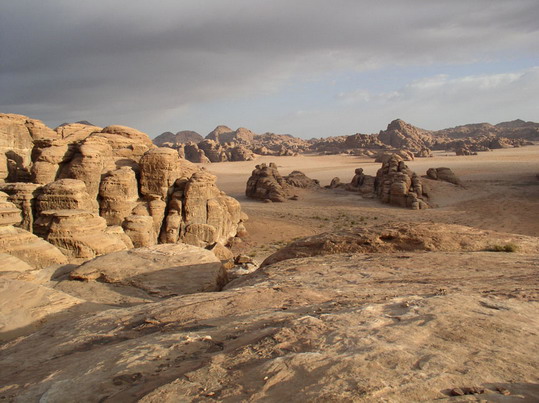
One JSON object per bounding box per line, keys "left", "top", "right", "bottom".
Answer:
{"left": 433, "top": 120, "right": 539, "bottom": 140}
{"left": 153, "top": 130, "right": 203, "bottom": 146}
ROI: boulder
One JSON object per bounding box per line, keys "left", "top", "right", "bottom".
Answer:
{"left": 426, "top": 167, "right": 463, "bottom": 186}
{"left": 69, "top": 243, "right": 227, "bottom": 298}
{"left": 246, "top": 163, "right": 289, "bottom": 202}
{"left": 284, "top": 171, "right": 320, "bottom": 188}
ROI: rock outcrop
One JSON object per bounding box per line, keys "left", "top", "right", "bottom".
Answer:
{"left": 1, "top": 114, "right": 246, "bottom": 263}
{"left": 246, "top": 163, "right": 289, "bottom": 202}
{"left": 375, "top": 154, "right": 429, "bottom": 209}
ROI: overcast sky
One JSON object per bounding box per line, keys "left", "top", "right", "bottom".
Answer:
{"left": 1, "top": 0, "right": 538, "bottom": 138}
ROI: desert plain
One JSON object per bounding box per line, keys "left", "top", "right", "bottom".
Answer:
{"left": 1, "top": 142, "right": 538, "bottom": 402}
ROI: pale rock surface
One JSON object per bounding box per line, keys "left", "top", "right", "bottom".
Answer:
{"left": 0, "top": 278, "right": 84, "bottom": 341}
{"left": 0, "top": 253, "right": 36, "bottom": 275}
{"left": 1, "top": 251, "right": 537, "bottom": 402}
{"left": 69, "top": 243, "right": 227, "bottom": 298}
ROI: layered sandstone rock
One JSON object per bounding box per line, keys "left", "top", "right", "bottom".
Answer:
{"left": 198, "top": 139, "right": 227, "bottom": 162}
{"left": 246, "top": 163, "right": 289, "bottom": 202}
{"left": 35, "top": 179, "right": 95, "bottom": 214}
{"left": 98, "top": 167, "right": 139, "bottom": 226}
{"left": 0, "top": 191, "right": 22, "bottom": 227}
{"left": 55, "top": 122, "right": 101, "bottom": 142}
{"left": 139, "top": 148, "right": 183, "bottom": 199}
{"left": 34, "top": 209, "right": 129, "bottom": 260}
{"left": 0, "top": 113, "right": 58, "bottom": 182}
{"left": 375, "top": 154, "right": 429, "bottom": 209}
{"left": 0, "top": 197, "right": 67, "bottom": 270}
{"left": 153, "top": 130, "right": 204, "bottom": 147}
{"left": 30, "top": 139, "right": 75, "bottom": 184}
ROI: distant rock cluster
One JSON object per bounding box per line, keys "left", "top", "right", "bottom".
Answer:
{"left": 0, "top": 113, "right": 246, "bottom": 267}
{"left": 155, "top": 118, "right": 537, "bottom": 165}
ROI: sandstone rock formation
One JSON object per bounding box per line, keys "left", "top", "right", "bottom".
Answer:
{"left": 69, "top": 243, "right": 226, "bottom": 298}
{"left": 375, "top": 154, "right": 429, "bottom": 209}
{"left": 426, "top": 167, "right": 463, "bottom": 186}
{"left": 1, "top": 114, "right": 245, "bottom": 261}
{"left": 246, "top": 163, "right": 289, "bottom": 202}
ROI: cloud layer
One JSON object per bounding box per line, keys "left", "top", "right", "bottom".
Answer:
{"left": 1, "top": 0, "right": 538, "bottom": 136}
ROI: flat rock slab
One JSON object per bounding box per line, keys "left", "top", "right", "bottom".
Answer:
{"left": 69, "top": 243, "right": 226, "bottom": 298}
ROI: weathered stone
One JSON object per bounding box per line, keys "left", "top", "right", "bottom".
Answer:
{"left": 34, "top": 209, "right": 128, "bottom": 260}
{"left": 426, "top": 167, "right": 462, "bottom": 186}
{"left": 122, "top": 215, "right": 157, "bottom": 248}
{"left": 0, "top": 183, "right": 41, "bottom": 231}
{"left": 139, "top": 148, "right": 183, "bottom": 199}
{"left": 284, "top": 171, "right": 320, "bottom": 188}
{"left": 0, "top": 191, "right": 22, "bottom": 227}
{"left": 99, "top": 167, "right": 139, "bottom": 226}
{"left": 35, "top": 179, "right": 95, "bottom": 215}
{"left": 246, "top": 163, "right": 289, "bottom": 202}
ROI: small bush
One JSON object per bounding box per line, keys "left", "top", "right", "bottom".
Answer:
{"left": 487, "top": 243, "right": 519, "bottom": 253}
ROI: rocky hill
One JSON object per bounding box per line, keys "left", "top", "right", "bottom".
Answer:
{"left": 153, "top": 131, "right": 204, "bottom": 147}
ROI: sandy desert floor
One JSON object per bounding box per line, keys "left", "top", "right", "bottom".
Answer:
{"left": 206, "top": 145, "right": 539, "bottom": 261}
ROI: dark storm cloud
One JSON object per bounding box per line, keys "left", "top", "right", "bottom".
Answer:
{"left": 1, "top": 0, "right": 538, "bottom": 131}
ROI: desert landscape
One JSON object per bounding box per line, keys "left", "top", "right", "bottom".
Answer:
{"left": 2, "top": 1, "right": 539, "bottom": 401}
{"left": 0, "top": 112, "right": 538, "bottom": 402}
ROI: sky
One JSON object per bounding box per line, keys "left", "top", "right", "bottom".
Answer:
{"left": 1, "top": 0, "right": 538, "bottom": 139}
